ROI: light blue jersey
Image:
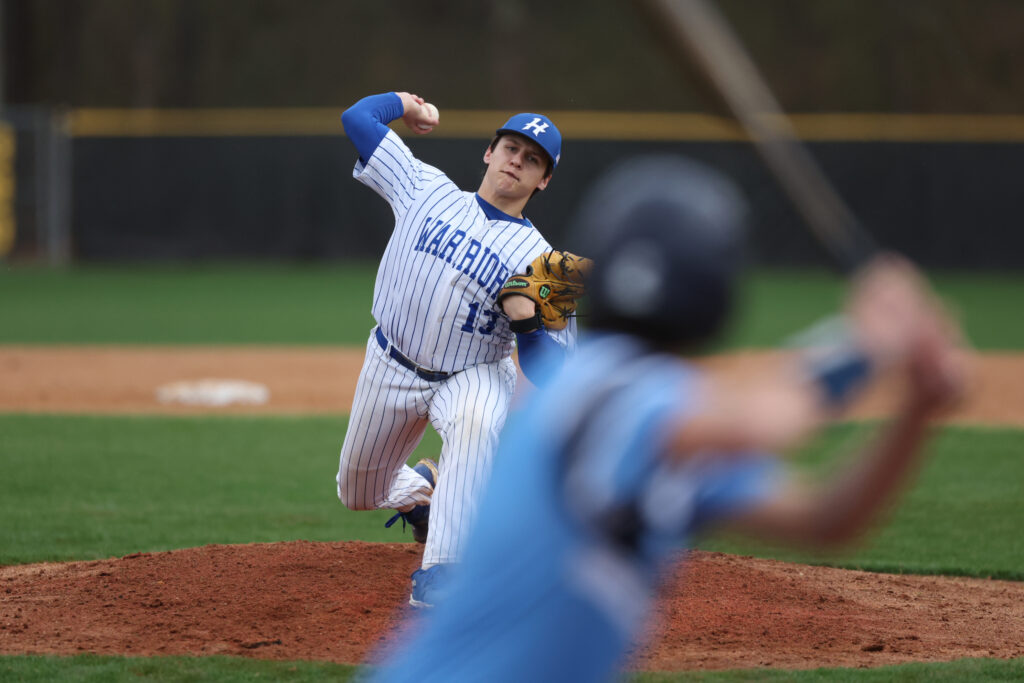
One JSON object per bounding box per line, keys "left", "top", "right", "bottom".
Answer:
{"left": 373, "top": 333, "right": 782, "bottom": 683}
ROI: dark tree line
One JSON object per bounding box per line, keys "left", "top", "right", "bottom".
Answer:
{"left": 4, "top": 0, "right": 1023, "bottom": 112}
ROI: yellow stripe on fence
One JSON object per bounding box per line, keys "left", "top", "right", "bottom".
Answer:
{"left": 67, "top": 108, "right": 1024, "bottom": 143}
{"left": 0, "top": 122, "right": 15, "bottom": 258}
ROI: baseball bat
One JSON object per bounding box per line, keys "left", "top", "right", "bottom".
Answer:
{"left": 634, "top": 0, "right": 878, "bottom": 272}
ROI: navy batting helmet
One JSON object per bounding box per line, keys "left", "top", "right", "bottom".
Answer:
{"left": 572, "top": 155, "right": 749, "bottom": 348}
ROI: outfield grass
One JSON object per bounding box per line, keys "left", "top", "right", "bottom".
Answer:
{"left": 0, "top": 654, "right": 358, "bottom": 682}
{"left": 3, "top": 263, "right": 1024, "bottom": 348}
{"left": 726, "top": 268, "right": 1024, "bottom": 351}
{"left": 1, "top": 415, "right": 1021, "bottom": 580}
{"left": 0, "top": 653, "right": 1021, "bottom": 682}
{"left": 0, "top": 414, "right": 443, "bottom": 565}
{"left": 0, "top": 263, "right": 377, "bottom": 346}
{"left": 697, "top": 423, "right": 1024, "bottom": 580}
{"left": 636, "top": 656, "right": 1024, "bottom": 681}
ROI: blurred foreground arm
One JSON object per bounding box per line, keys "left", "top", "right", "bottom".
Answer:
{"left": 673, "top": 256, "right": 968, "bottom": 546}
{"left": 730, "top": 311, "right": 965, "bottom": 546}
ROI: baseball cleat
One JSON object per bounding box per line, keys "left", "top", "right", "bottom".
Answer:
{"left": 384, "top": 458, "right": 438, "bottom": 543}
{"left": 409, "top": 564, "right": 453, "bottom": 609}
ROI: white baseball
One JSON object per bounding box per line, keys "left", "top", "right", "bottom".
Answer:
{"left": 418, "top": 102, "right": 439, "bottom": 131}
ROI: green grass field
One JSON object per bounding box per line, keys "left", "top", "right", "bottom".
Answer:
{"left": 2, "top": 263, "right": 1022, "bottom": 681}
{"left": 0, "top": 414, "right": 442, "bottom": 565}
{"left": 1, "top": 653, "right": 1022, "bottom": 683}
{"left": 3, "top": 263, "right": 1024, "bottom": 348}
{"left": 2, "top": 416, "right": 1022, "bottom": 579}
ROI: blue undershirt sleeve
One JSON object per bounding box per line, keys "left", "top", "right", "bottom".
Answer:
{"left": 340, "top": 92, "right": 406, "bottom": 164}
{"left": 515, "top": 328, "right": 566, "bottom": 386}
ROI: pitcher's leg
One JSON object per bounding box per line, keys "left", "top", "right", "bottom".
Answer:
{"left": 337, "top": 334, "right": 434, "bottom": 511}
{"left": 423, "top": 359, "right": 516, "bottom": 566}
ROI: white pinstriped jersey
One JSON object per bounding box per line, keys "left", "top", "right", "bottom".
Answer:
{"left": 353, "top": 129, "right": 576, "bottom": 372}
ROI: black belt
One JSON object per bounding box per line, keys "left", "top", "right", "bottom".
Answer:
{"left": 375, "top": 327, "right": 453, "bottom": 382}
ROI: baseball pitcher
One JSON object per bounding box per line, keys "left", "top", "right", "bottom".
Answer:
{"left": 335, "top": 91, "right": 582, "bottom": 607}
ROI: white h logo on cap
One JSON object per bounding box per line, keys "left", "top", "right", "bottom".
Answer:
{"left": 522, "top": 117, "right": 549, "bottom": 136}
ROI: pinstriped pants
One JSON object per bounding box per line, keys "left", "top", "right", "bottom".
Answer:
{"left": 337, "top": 330, "right": 517, "bottom": 567}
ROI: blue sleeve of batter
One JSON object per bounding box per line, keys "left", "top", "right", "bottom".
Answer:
{"left": 340, "top": 92, "right": 405, "bottom": 164}
{"left": 515, "top": 328, "right": 566, "bottom": 386}
{"left": 690, "top": 456, "right": 782, "bottom": 530}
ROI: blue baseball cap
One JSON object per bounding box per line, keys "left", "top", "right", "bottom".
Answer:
{"left": 495, "top": 113, "right": 561, "bottom": 169}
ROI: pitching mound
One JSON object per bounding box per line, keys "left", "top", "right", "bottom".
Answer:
{"left": 2, "top": 541, "right": 1022, "bottom": 671}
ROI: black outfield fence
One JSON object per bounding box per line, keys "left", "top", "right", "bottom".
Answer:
{"left": 67, "top": 110, "right": 1024, "bottom": 268}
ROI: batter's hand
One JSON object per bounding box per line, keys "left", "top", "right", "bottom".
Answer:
{"left": 846, "top": 255, "right": 932, "bottom": 365}
{"left": 903, "top": 298, "right": 970, "bottom": 415}
{"left": 849, "top": 255, "right": 970, "bottom": 414}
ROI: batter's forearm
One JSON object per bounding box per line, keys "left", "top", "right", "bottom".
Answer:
{"left": 802, "top": 405, "right": 933, "bottom": 545}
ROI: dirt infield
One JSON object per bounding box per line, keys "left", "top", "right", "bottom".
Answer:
{"left": 2, "top": 346, "right": 1024, "bottom": 671}
{"left": 3, "top": 346, "right": 1024, "bottom": 425}
{"left": 1, "top": 543, "right": 1022, "bottom": 671}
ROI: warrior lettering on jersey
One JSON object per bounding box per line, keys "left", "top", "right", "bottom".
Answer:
{"left": 414, "top": 216, "right": 513, "bottom": 300}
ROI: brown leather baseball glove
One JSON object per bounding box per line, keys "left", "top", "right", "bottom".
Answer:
{"left": 498, "top": 250, "right": 594, "bottom": 331}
